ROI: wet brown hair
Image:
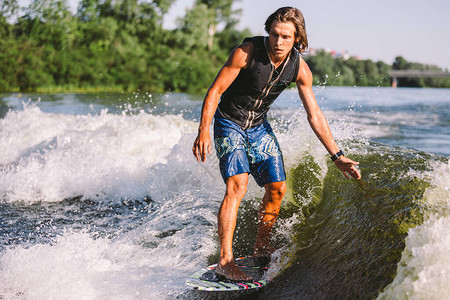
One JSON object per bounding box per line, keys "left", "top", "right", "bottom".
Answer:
{"left": 264, "top": 7, "right": 308, "bottom": 53}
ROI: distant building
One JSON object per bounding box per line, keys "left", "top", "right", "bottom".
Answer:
{"left": 304, "top": 47, "right": 359, "bottom": 61}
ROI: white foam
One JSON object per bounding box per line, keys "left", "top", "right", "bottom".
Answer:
{"left": 0, "top": 103, "right": 198, "bottom": 203}
{"left": 378, "top": 160, "right": 450, "bottom": 299}
{"left": 0, "top": 101, "right": 229, "bottom": 299}
{"left": 0, "top": 220, "right": 216, "bottom": 299}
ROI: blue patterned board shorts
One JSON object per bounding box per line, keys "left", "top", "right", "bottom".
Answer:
{"left": 214, "top": 115, "right": 286, "bottom": 187}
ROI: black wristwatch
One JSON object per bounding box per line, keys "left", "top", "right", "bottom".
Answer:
{"left": 331, "top": 150, "right": 344, "bottom": 162}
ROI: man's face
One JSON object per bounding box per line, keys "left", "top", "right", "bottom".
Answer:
{"left": 267, "top": 20, "right": 298, "bottom": 61}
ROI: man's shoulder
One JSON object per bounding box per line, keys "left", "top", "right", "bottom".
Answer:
{"left": 242, "top": 36, "right": 265, "bottom": 43}
{"left": 295, "top": 57, "right": 313, "bottom": 86}
{"left": 241, "top": 36, "right": 266, "bottom": 50}
{"left": 230, "top": 38, "right": 259, "bottom": 69}
{"left": 237, "top": 40, "right": 254, "bottom": 53}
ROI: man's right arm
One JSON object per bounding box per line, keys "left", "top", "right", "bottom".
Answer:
{"left": 192, "top": 42, "right": 253, "bottom": 162}
{"left": 296, "top": 59, "right": 361, "bottom": 180}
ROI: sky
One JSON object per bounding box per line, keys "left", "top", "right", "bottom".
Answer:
{"left": 164, "top": 0, "right": 450, "bottom": 70}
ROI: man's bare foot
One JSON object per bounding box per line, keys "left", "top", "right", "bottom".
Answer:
{"left": 215, "top": 260, "right": 253, "bottom": 281}
{"left": 253, "top": 244, "right": 276, "bottom": 258}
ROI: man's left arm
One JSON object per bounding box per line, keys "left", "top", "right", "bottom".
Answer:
{"left": 295, "top": 58, "right": 361, "bottom": 180}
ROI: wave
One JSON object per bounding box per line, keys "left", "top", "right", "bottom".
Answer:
{"left": 0, "top": 102, "right": 198, "bottom": 203}
{"left": 0, "top": 99, "right": 449, "bottom": 299}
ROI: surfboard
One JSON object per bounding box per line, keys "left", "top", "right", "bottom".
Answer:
{"left": 185, "top": 256, "right": 271, "bottom": 293}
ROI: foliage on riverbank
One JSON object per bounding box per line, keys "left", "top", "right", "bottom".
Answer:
{"left": 1, "top": 0, "right": 449, "bottom": 93}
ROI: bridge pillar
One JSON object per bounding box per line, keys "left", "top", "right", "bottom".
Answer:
{"left": 391, "top": 77, "right": 397, "bottom": 88}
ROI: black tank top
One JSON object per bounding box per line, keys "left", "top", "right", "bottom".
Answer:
{"left": 217, "top": 36, "right": 300, "bottom": 129}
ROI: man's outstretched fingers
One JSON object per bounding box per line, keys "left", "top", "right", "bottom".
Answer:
{"left": 335, "top": 156, "right": 361, "bottom": 179}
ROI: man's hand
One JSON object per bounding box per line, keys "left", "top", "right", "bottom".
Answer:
{"left": 192, "top": 129, "right": 212, "bottom": 162}
{"left": 334, "top": 156, "right": 361, "bottom": 179}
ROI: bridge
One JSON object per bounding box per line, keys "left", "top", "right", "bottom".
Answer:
{"left": 389, "top": 70, "right": 450, "bottom": 87}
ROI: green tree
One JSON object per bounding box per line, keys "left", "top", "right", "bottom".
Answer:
{"left": 196, "top": 0, "right": 241, "bottom": 49}
{"left": 215, "top": 26, "right": 251, "bottom": 53}
{"left": 1, "top": 0, "right": 18, "bottom": 19}
{"left": 376, "top": 61, "right": 391, "bottom": 86}
{"left": 177, "top": 3, "right": 215, "bottom": 50}
{"left": 392, "top": 56, "right": 408, "bottom": 70}
{"left": 305, "top": 50, "right": 335, "bottom": 85}
{"left": 178, "top": 0, "right": 241, "bottom": 51}
{"left": 344, "top": 57, "right": 367, "bottom": 86}
{"left": 17, "top": 0, "right": 76, "bottom": 50}
{"left": 14, "top": 41, "right": 54, "bottom": 91}
{"left": 333, "top": 58, "right": 355, "bottom": 86}
{"left": 0, "top": 0, "right": 19, "bottom": 91}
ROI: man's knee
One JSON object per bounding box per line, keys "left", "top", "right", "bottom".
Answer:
{"left": 265, "top": 181, "right": 286, "bottom": 200}
{"left": 225, "top": 173, "right": 249, "bottom": 198}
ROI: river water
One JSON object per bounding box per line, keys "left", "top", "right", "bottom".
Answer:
{"left": 0, "top": 87, "right": 449, "bottom": 299}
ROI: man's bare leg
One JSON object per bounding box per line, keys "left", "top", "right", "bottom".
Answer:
{"left": 215, "top": 173, "right": 253, "bottom": 281}
{"left": 253, "top": 181, "right": 286, "bottom": 257}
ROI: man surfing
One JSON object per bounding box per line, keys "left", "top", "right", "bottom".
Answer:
{"left": 192, "top": 6, "right": 361, "bottom": 282}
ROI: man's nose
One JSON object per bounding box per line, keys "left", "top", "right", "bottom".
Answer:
{"left": 276, "top": 37, "right": 282, "bottom": 46}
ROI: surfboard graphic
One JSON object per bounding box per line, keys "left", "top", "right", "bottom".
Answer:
{"left": 186, "top": 256, "right": 271, "bottom": 292}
